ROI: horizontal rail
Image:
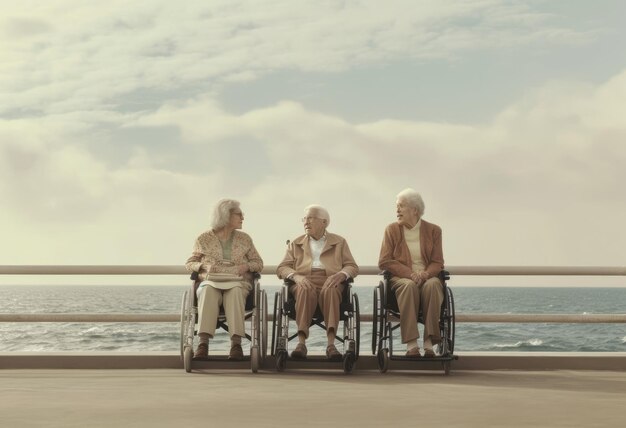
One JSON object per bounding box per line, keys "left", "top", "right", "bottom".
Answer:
{"left": 1, "top": 265, "right": 625, "bottom": 276}
{"left": 2, "top": 313, "right": 625, "bottom": 323}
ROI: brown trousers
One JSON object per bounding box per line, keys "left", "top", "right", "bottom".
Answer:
{"left": 290, "top": 269, "right": 344, "bottom": 338}
{"left": 391, "top": 276, "right": 443, "bottom": 344}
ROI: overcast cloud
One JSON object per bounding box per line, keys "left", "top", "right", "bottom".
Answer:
{"left": 1, "top": 1, "right": 624, "bottom": 286}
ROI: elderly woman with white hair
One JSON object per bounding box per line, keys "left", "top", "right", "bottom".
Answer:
{"left": 277, "top": 204, "right": 359, "bottom": 360}
{"left": 378, "top": 188, "right": 444, "bottom": 358}
{"left": 185, "top": 198, "right": 263, "bottom": 360}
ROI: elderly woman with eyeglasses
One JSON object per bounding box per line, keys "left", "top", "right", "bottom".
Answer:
{"left": 185, "top": 198, "right": 263, "bottom": 360}
{"left": 378, "top": 188, "right": 444, "bottom": 358}
{"left": 277, "top": 204, "right": 359, "bottom": 360}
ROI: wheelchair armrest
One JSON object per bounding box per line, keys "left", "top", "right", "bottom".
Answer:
{"left": 381, "top": 270, "right": 392, "bottom": 280}
{"left": 439, "top": 269, "right": 450, "bottom": 282}
{"left": 191, "top": 271, "right": 260, "bottom": 281}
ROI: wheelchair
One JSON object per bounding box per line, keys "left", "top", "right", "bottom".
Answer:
{"left": 271, "top": 278, "right": 360, "bottom": 373}
{"left": 371, "top": 270, "right": 456, "bottom": 374}
{"left": 180, "top": 271, "right": 268, "bottom": 373}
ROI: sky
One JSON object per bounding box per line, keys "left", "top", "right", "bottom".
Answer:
{"left": 1, "top": 0, "right": 625, "bottom": 287}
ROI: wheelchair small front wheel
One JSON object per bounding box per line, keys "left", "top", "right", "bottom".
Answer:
{"left": 251, "top": 345, "right": 260, "bottom": 373}
{"left": 343, "top": 352, "right": 356, "bottom": 374}
{"left": 183, "top": 346, "right": 193, "bottom": 373}
{"left": 377, "top": 348, "right": 389, "bottom": 373}
{"left": 442, "top": 360, "right": 451, "bottom": 376}
{"left": 276, "top": 350, "right": 288, "bottom": 372}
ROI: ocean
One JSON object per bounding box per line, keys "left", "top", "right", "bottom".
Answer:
{"left": 1, "top": 285, "right": 625, "bottom": 353}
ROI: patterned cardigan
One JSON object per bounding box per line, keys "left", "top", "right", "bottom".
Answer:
{"left": 185, "top": 230, "right": 264, "bottom": 281}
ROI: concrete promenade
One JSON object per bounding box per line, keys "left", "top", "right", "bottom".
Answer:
{"left": 1, "top": 368, "right": 624, "bottom": 428}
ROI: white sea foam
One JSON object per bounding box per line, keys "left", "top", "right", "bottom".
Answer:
{"left": 494, "top": 339, "right": 543, "bottom": 348}
{"left": 2, "top": 285, "right": 625, "bottom": 352}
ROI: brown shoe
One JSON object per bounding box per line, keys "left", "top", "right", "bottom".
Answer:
{"left": 290, "top": 343, "right": 307, "bottom": 359}
{"left": 326, "top": 344, "right": 342, "bottom": 361}
{"left": 228, "top": 344, "right": 244, "bottom": 361}
{"left": 405, "top": 347, "right": 422, "bottom": 358}
{"left": 193, "top": 343, "right": 208, "bottom": 359}
{"left": 423, "top": 349, "right": 436, "bottom": 358}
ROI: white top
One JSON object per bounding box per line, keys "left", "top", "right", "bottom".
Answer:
{"left": 404, "top": 219, "right": 425, "bottom": 271}
{"left": 309, "top": 233, "right": 326, "bottom": 269}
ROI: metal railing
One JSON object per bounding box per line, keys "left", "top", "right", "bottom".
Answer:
{"left": 1, "top": 265, "right": 626, "bottom": 276}
{"left": 1, "top": 265, "right": 625, "bottom": 324}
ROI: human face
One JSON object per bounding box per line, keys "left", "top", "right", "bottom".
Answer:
{"left": 302, "top": 209, "right": 327, "bottom": 240}
{"left": 396, "top": 198, "right": 419, "bottom": 228}
{"left": 228, "top": 208, "right": 244, "bottom": 230}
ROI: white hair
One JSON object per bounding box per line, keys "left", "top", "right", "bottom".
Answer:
{"left": 396, "top": 188, "right": 425, "bottom": 217}
{"left": 304, "top": 204, "right": 330, "bottom": 227}
{"left": 211, "top": 198, "right": 241, "bottom": 230}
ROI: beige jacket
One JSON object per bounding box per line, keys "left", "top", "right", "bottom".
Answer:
{"left": 185, "top": 230, "right": 264, "bottom": 280}
{"left": 277, "top": 232, "right": 359, "bottom": 279}
{"left": 378, "top": 220, "right": 444, "bottom": 280}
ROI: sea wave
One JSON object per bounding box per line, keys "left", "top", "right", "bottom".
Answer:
{"left": 493, "top": 339, "right": 543, "bottom": 348}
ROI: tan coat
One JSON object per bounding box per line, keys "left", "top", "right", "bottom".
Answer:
{"left": 277, "top": 233, "right": 359, "bottom": 279}
{"left": 378, "top": 220, "right": 444, "bottom": 280}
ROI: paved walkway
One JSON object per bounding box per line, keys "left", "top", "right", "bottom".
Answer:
{"left": 1, "top": 369, "right": 624, "bottom": 427}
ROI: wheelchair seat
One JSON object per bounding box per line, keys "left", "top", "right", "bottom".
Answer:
{"left": 271, "top": 278, "right": 360, "bottom": 373}
{"left": 372, "top": 270, "right": 456, "bottom": 374}
{"left": 180, "top": 271, "right": 268, "bottom": 373}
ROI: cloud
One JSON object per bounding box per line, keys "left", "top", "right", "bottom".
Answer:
{"left": 0, "top": 1, "right": 623, "bottom": 278}
{"left": 1, "top": 1, "right": 597, "bottom": 116}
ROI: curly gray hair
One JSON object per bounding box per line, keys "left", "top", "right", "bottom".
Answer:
{"left": 211, "top": 198, "right": 241, "bottom": 230}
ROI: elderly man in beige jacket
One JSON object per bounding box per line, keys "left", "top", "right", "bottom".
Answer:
{"left": 277, "top": 204, "right": 359, "bottom": 360}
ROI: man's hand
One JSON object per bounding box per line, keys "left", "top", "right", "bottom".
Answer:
{"left": 323, "top": 272, "right": 345, "bottom": 289}
{"left": 293, "top": 274, "right": 314, "bottom": 290}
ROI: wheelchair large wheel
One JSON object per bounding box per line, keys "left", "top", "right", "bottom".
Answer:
{"left": 271, "top": 292, "right": 280, "bottom": 356}
{"left": 353, "top": 292, "right": 360, "bottom": 359}
{"left": 179, "top": 289, "right": 188, "bottom": 359}
{"left": 377, "top": 348, "right": 389, "bottom": 373}
{"left": 371, "top": 285, "right": 379, "bottom": 355}
{"left": 372, "top": 283, "right": 385, "bottom": 355}
{"left": 439, "top": 287, "right": 456, "bottom": 356}
{"left": 184, "top": 346, "right": 193, "bottom": 373}
{"left": 261, "top": 290, "right": 268, "bottom": 359}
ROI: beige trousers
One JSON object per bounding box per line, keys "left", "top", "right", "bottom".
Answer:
{"left": 290, "top": 269, "right": 345, "bottom": 338}
{"left": 390, "top": 276, "right": 443, "bottom": 344}
{"left": 196, "top": 282, "right": 250, "bottom": 338}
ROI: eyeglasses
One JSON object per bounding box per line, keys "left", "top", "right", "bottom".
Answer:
{"left": 301, "top": 216, "right": 320, "bottom": 223}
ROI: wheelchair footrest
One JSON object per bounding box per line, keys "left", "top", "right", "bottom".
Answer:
{"left": 388, "top": 354, "right": 456, "bottom": 362}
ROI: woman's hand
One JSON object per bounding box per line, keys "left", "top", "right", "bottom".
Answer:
{"left": 237, "top": 264, "right": 249, "bottom": 276}
{"left": 202, "top": 263, "right": 215, "bottom": 274}
{"left": 411, "top": 271, "right": 429, "bottom": 285}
